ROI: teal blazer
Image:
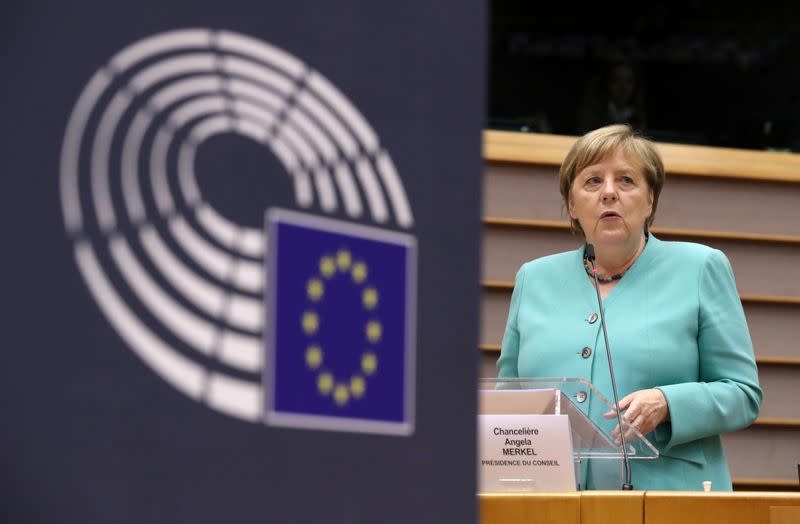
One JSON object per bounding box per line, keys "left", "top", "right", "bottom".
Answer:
{"left": 497, "top": 235, "right": 762, "bottom": 491}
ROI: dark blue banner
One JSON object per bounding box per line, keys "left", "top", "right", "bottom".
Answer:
{"left": 2, "top": 2, "right": 484, "bottom": 522}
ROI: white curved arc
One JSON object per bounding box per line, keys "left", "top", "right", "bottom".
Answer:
{"left": 120, "top": 51, "right": 334, "bottom": 231}
{"left": 151, "top": 128, "right": 177, "bottom": 214}
{"left": 294, "top": 91, "right": 363, "bottom": 217}
{"left": 91, "top": 88, "right": 134, "bottom": 232}
{"left": 178, "top": 115, "right": 272, "bottom": 257}
{"left": 194, "top": 200, "right": 243, "bottom": 247}
{"left": 109, "top": 235, "right": 217, "bottom": 353}
{"left": 129, "top": 54, "right": 217, "bottom": 93}
{"left": 75, "top": 241, "right": 206, "bottom": 398}
{"left": 121, "top": 68, "right": 304, "bottom": 241}
{"left": 206, "top": 372, "right": 261, "bottom": 421}
{"left": 168, "top": 214, "right": 263, "bottom": 302}
{"left": 150, "top": 75, "right": 224, "bottom": 111}
{"left": 279, "top": 109, "right": 338, "bottom": 213}
{"left": 355, "top": 158, "right": 389, "bottom": 223}
{"left": 116, "top": 92, "right": 269, "bottom": 352}
{"left": 332, "top": 161, "right": 363, "bottom": 218}
{"left": 306, "top": 70, "right": 378, "bottom": 152}
{"left": 375, "top": 151, "right": 414, "bottom": 227}
{"left": 180, "top": 116, "right": 235, "bottom": 208}
{"left": 225, "top": 294, "right": 262, "bottom": 333}
{"left": 295, "top": 82, "right": 387, "bottom": 221}
{"left": 226, "top": 78, "right": 284, "bottom": 112}
{"left": 267, "top": 127, "right": 314, "bottom": 208}
{"left": 274, "top": 120, "right": 315, "bottom": 166}
{"left": 234, "top": 119, "right": 269, "bottom": 142}
{"left": 75, "top": 30, "right": 408, "bottom": 239}
{"left": 124, "top": 48, "right": 298, "bottom": 107}
{"left": 139, "top": 225, "right": 225, "bottom": 312}
{"left": 218, "top": 330, "right": 262, "bottom": 372}
{"left": 284, "top": 105, "right": 337, "bottom": 162}
{"left": 289, "top": 167, "right": 314, "bottom": 209}
{"left": 189, "top": 114, "right": 234, "bottom": 142}
{"left": 295, "top": 90, "right": 357, "bottom": 157}
{"left": 239, "top": 229, "right": 265, "bottom": 259}
{"left": 110, "top": 29, "right": 213, "bottom": 71}
{"left": 196, "top": 203, "right": 264, "bottom": 257}
{"left": 150, "top": 95, "right": 229, "bottom": 218}
{"left": 139, "top": 226, "right": 261, "bottom": 334}
{"left": 217, "top": 30, "right": 305, "bottom": 79}
{"left": 179, "top": 113, "right": 277, "bottom": 211}
{"left": 121, "top": 111, "right": 152, "bottom": 223}
{"left": 231, "top": 98, "right": 277, "bottom": 130}
{"left": 79, "top": 238, "right": 261, "bottom": 417}
{"left": 111, "top": 233, "right": 262, "bottom": 373}
{"left": 272, "top": 119, "right": 336, "bottom": 211}
{"left": 160, "top": 108, "right": 279, "bottom": 258}
{"left": 178, "top": 142, "right": 202, "bottom": 207}
{"left": 268, "top": 139, "right": 298, "bottom": 171}
{"left": 170, "top": 96, "right": 228, "bottom": 128}
{"left": 263, "top": 131, "right": 314, "bottom": 209}
{"left": 121, "top": 78, "right": 224, "bottom": 225}
{"left": 220, "top": 55, "right": 295, "bottom": 96}
{"left": 311, "top": 167, "right": 337, "bottom": 212}
{"left": 157, "top": 91, "right": 312, "bottom": 227}
{"left": 61, "top": 68, "right": 113, "bottom": 233}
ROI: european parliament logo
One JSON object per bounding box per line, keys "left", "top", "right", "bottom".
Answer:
{"left": 264, "top": 209, "right": 416, "bottom": 435}
{"left": 59, "top": 29, "right": 417, "bottom": 424}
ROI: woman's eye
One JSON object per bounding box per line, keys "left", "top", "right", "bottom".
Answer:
{"left": 586, "top": 177, "right": 601, "bottom": 185}
{"left": 621, "top": 176, "right": 634, "bottom": 184}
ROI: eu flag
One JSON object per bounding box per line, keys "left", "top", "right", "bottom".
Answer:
{"left": 264, "top": 209, "right": 416, "bottom": 435}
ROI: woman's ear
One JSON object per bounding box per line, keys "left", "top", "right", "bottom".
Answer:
{"left": 568, "top": 196, "right": 576, "bottom": 219}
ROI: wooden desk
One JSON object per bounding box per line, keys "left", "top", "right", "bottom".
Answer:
{"left": 479, "top": 491, "right": 800, "bottom": 524}
{"left": 644, "top": 491, "right": 800, "bottom": 524}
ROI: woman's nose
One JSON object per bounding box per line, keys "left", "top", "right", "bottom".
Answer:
{"left": 601, "top": 180, "right": 618, "bottom": 202}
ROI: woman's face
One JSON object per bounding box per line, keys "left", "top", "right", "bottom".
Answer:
{"left": 568, "top": 149, "right": 653, "bottom": 247}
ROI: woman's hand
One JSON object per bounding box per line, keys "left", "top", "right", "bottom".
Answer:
{"left": 603, "top": 388, "right": 670, "bottom": 444}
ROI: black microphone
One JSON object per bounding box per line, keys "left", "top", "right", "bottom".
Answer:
{"left": 585, "top": 243, "right": 634, "bottom": 490}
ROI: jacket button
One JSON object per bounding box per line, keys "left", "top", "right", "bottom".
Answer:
{"left": 581, "top": 346, "right": 592, "bottom": 358}
{"left": 588, "top": 313, "right": 598, "bottom": 324}
{"left": 576, "top": 391, "right": 587, "bottom": 403}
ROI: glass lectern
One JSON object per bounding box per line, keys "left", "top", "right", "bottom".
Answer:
{"left": 478, "top": 377, "right": 659, "bottom": 491}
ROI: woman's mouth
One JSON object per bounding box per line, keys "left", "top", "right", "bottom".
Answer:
{"left": 600, "top": 211, "right": 621, "bottom": 220}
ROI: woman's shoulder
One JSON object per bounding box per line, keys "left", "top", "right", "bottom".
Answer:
{"left": 518, "top": 248, "right": 580, "bottom": 276}
{"left": 651, "top": 237, "right": 726, "bottom": 267}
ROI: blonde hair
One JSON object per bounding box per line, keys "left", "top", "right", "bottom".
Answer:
{"left": 559, "top": 124, "right": 665, "bottom": 235}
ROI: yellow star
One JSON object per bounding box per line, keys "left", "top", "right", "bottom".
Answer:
{"left": 351, "top": 262, "right": 367, "bottom": 283}
{"left": 305, "top": 345, "right": 323, "bottom": 369}
{"left": 361, "top": 352, "right": 377, "bottom": 375}
{"left": 336, "top": 249, "right": 352, "bottom": 271}
{"left": 302, "top": 311, "right": 319, "bottom": 335}
{"left": 334, "top": 384, "right": 350, "bottom": 406}
{"left": 317, "top": 372, "right": 333, "bottom": 395}
{"left": 350, "top": 375, "right": 366, "bottom": 398}
{"left": 307, "top": 278, "right": 324, "bottom": 301}
{"left": 319, "top": 256, "right": 335, "bottom": 279}
{"left": 366, "top": 320, "right": 382, "bottom": 343}
{"left": 362, "top": 287, "right": 378, "bottom": 310}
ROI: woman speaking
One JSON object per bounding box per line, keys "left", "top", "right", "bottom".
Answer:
{"left": 496, "top": 124, "right": 762, "bottom": 490}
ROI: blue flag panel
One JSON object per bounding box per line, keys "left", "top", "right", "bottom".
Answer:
{"left": 264, "top": 209, "right": 416, "bottom": 435}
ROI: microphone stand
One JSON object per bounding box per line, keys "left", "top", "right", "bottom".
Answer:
{"left": 586, "top": 244, "right": 634, "bottom": 490}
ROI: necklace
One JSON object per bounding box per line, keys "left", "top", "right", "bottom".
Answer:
{"left": 583, "top": 234, "right": 648, "bottom": 283}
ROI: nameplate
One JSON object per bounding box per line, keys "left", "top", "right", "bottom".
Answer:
{"left": 478, "top": 414, "right": 576, "bottom": 492}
